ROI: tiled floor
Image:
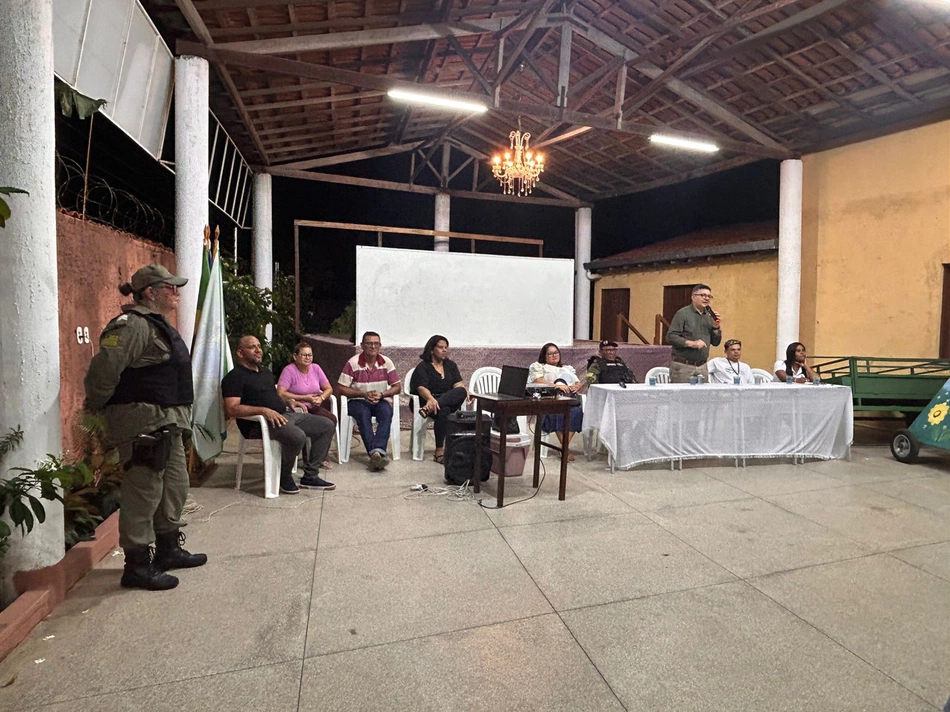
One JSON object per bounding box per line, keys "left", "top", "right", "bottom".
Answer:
{"left": 1, "top": 424, "right": 948, "bottom": 711}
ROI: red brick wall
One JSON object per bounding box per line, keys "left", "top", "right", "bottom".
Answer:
{"left": 56, "top": 211, "right": 176, "bottom": 456}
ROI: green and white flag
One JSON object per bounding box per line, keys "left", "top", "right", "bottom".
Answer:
{"left": 191, "top": 242, "right": 233, "bottom": 461}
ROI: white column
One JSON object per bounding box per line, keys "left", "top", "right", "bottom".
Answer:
{"left": 776, "top": 159, "right": 803, "bottom": 360}
{"left": 174, "top": 55, "right": 209, "bottom": 347}
{"left": 575, "top": 206, "right": 592, "bottom": 340}
{"left": 434, "top": 193, "right": 450, "bottom": 252}
{"left": 0, "top": 0, "right": 63, "bottom": 605}
{"left": 253, "top": 173, "right": 273, "bottom": 340}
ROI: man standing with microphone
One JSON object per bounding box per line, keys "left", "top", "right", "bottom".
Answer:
{"left": 665, "top": 284, "right": 722, "bottom": 383}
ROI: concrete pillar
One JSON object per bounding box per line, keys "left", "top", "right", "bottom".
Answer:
{"left": 776, "top": 159, "right": 803, "bottom": 360}
{"left": 575, "top": 206, "right": 592, "bottom": 340}
{"left": 0, "top": 0, "right": 64, "bottom": 605}
{"left": 174, "top": 55, "right": 209, "bottom": 347}
{"left": 434, "top": 193, "right": 450, "bottom": 252}
{"left": 252, "top": 173, "right": 273, "bottom": 341}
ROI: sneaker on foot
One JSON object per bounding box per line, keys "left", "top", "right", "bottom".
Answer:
{"left": 369, "top": 452, "right": 384, "bottom": 471}
{"left": 280, "top": 478, "right": 300, "bottom": 494}
{"left": 378, "top": 453, "right": 390, "bottom": 470}
{"left": 300, "top": 474, "right": 336, "bottom": 490}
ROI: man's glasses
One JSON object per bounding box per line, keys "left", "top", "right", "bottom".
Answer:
{"left": 695, "top": 293, "right": 713, "bottom": 300}
{"left": 297, "top": 353, "right": 313, "bottom": 359}
{"left": 362, "top": 342, "right": 381, "bottom": 347}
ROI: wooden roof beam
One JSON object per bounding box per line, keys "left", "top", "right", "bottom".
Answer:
{"left": 272, "top": 143, "right": 425, "bottom": 170}
{"left": 681, "top": 0, "right": 858, "bottom": 79}
{"left": 176, "top": 41, "right": 793, "bottom": 160}
{"left": 570, "top": 17, "right": 786, "bottom": 150}
{"left": 266, "top": 166, "right": 588, "bottom": 207}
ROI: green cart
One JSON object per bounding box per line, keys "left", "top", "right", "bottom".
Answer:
{"left": 811, "top": 357, "right": 950, "bottom": 419}
{"left": 889, "top": 378, "right": 950, "bottom": 463}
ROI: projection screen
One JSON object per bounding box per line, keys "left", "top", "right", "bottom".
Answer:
{"left": 355, "top": 247, "right": 574, "bottom": 347}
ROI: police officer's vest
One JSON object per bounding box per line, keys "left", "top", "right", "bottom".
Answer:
{"left": 106, "top": 312, "right": 194, "bottom": 407}
{"left": 589, "top": 357, "right": 635, "bottom": 384}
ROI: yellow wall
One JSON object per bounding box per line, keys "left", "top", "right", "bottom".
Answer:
{"left": 801, "top": 120, "right": 950, "bottom": 357}
{"left": 593, "top": 254, "right": 778, "bottom": 371}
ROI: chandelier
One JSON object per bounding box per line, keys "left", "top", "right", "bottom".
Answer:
{"left": 491, "top": 125, "right": 545, "bottom": 196}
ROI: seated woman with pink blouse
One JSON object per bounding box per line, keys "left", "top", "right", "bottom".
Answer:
{"left": 277, "top": 342, "right": 337, "bottom": 469}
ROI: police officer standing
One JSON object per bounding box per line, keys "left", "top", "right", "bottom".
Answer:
{"left": 84, "top": 265, "right": 206, "bottom": 590}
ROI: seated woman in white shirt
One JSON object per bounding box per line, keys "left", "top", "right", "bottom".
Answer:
{"left": 528, "top": 343, "right": 584, "bottom": 461}
{"left": 774, "top": 341, "right": 818, "bottom": 383}
{"left": 707, "top": 339, "right": 755, "bottom": 384}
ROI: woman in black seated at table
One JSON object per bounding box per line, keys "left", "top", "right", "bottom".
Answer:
{"left": 529, "top": 342, "right": 584, "bottom": 461}
{"left": 774, "top": 341, "right": 818, "bottom": 383}
{"left": 409, "top": 334, "right": 469, "bottom": 464}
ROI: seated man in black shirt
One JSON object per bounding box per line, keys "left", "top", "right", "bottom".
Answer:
{"left": 222, "top": 335, "right": 336, "bottom": 494}
{"left": 585, "top": 340, "right": 635, "bottom": 385}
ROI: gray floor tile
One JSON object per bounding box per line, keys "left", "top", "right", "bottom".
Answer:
{"left": 316, "top": 483, "right": 494, "bottom": 549}
{"left": 184, "top": 490, "right": 323, "bottom": 559}
{"left": 765, "top": 486, "right": 950, "bottom": 551}
{"left": 647, "top": 498, "right": 870, "bottom": 577}
{"left": 750, "top": 555, "right": 950, "bottom": 707}
{"left": 300, "top": 614, "right": 625, "bottom": 712}
{"left": 584, "top": 467, "right": 752, "bottom": 511}
{"left": 499, "top": 514, "right": 735, "bottom": 610}
{"left": 701, "top": 462, "right": 847, "bottom": 497}
{"left": 31, "top": 661, "right": 302, "bottom": 712}
{"left": 889, "top": 541, "right": 950, "bottom": 581}
{"left": 561, "top": 581, "right": 933, "bottom": 712}
{"left": 305, "top": 529, "right": 552, "bottom": 656}
{"left": 802, "top": 456, "right": 926, "bottom": 485}
{"left": 0, "top": 552, "right": 314, "bottom": 708}
{"left": 478, "top": 470, "right": 634, "bottom": 527}
{"left": 864, "top": 474, "right": 950, "bottom": 515}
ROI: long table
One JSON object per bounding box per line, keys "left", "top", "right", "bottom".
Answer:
{"left": 583, "top": 383, "right": 853, "bottom": 470}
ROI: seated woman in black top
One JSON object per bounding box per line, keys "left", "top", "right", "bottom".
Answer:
{"left": 409, "top": 334, "right": 469, "bottom": 463}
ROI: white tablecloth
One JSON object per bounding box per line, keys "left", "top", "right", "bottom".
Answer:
{"left": 583, "top": 383, "right": 854, "bottom": 469}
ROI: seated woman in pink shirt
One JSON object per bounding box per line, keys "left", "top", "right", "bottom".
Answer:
{"left": 277, "top": 342, "right": 337, "bottom": 468}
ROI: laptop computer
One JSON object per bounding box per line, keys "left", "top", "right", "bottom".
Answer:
{"left": 497, "top": 365, "right": 530, "bottom": 399}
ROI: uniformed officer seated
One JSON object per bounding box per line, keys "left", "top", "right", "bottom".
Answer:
{"left": 222, "top": 335, "right": 336, "bottom": 494}
{"left": 586, "top": 340, "right": 636, "bottom": 385}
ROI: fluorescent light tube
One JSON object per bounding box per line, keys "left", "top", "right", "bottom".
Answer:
{"left": 387, "top": 89, "right": 487, "bottom": 113}
{"left": 649, "top": 134, "right": 719, "bottom": 153}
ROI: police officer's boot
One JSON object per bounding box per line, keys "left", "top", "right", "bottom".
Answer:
{"left": 153, "top": 530, "right": 208, "bottom": 571}
{"left": 120, "top": 546, "right": 178, "bottom": 590}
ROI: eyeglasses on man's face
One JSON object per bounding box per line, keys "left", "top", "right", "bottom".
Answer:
{"left": 362, "top": 341, "right": 381, "bottom": 348}
{"left": 694, "top": 292, "right": 713, "bottom": 300}
{"left": 297, "top": 352, "right": 313, "bottom": 359}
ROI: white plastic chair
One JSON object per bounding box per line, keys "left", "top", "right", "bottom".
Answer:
{"left": 403, "top": 366, "right": 429, "bottom": 461}
{"left": 467, "top": 366, "right": 528, "bottom": 434}
{"left": 235, "top": 415, "right": 281, "bottom": 499}
{"left": 645, "top": 366, "right": 670, "bottom": 384}
{"left": 751, "top": 368, "right": 773, "bottom": 384}
{"left": 338, "top": 392, "right": 401, "bottom": 463}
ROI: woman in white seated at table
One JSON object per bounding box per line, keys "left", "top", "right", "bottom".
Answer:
{"left": 277, "top": 342, "right": 337, "bottom": 469}
{"left": 774, "top": 341, "right": 818, "bottom": 383}
{"left": 529, "top": 342, "right": 584, "bottom": 461}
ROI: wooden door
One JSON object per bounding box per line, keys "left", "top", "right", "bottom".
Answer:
{"left": 940, "top": 265, "right": 950, "bottom": 358}
{"left": 663, "top": 284, "right": 694, "bottom": 324}
{"left": 600, "top": 288, "right": 630, "bottom": 343}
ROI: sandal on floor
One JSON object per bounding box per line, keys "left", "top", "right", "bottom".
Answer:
{"left": 321, "top": 460, "right": 334, "bottom": 470}
{"left": 434, "top": 451, "right": 445, "bottom": 464}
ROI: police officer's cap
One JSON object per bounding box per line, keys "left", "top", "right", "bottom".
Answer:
{"left": 599, "top": 339, "right": 618, "bottom": 348}
{"left": 131, "top": 265, "right": 188, "bottom": 291}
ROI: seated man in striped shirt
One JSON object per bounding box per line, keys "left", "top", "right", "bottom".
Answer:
{"left": 338, "top": 331, "right": 401, "bottom": 470}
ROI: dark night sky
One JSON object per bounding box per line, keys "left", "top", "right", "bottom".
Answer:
{"left": 61, "top": 113, "right": 779, "bottom": 332}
